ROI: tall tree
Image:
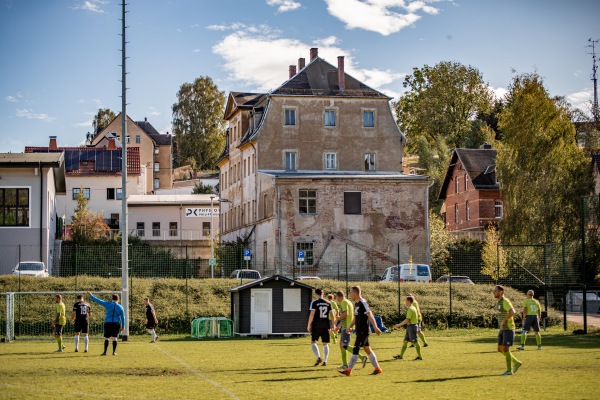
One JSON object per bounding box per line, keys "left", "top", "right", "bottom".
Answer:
{"left": 86, "top": 108, "right": 116, "bottom": 144}
{"left": 497, "top": 73, "right": 594, "bottom": 243}
{"left": 70, "top": 189, "right": 110, "bottom": 243}
{"left": 172, "top": 76, "right": 226, "bottom": 171}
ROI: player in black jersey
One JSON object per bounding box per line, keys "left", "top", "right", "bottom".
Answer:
{"left": 144, "top": 298, "right": 159, "bottom": 343}
{"left": 338, "top": 286, "right": 382, "bottom": 376}
{"left": 71, "top": 294, "right": 92, "bottom": 353}
{"left": 307, "top": 288, "right": 336, "bottom": 366}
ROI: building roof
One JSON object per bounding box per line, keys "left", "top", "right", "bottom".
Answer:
{"left": 271, "top": 57, "right": 390, "bottom": 98}
{"left": 439, "top": 148, "right": 499, "bottom": 200}
{"left": 127, "top": 194, "right": 218, "bottom": 206}
{"left": 0, "top": 152, "right": 66, "bottom": 193}
{"left": 224, "top": 92, "right": 265, "bottom": 119}
{"left": 27, "top": 147, "right": 141, "bottom": 176}
{"left": 228, "top": 274, "right": 314, "bottom": 293}
{"left": 258, "top": 170, "right": 429, "bottom": 181}
{"left": 593, "top": 154, "right": 600, "bottom": 174}
{"left": 135, "top": 119, "right": 172, "bottom": 146}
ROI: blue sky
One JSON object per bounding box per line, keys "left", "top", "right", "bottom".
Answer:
{"left": 1, "top": 0, "right": 599, "bottom": 152}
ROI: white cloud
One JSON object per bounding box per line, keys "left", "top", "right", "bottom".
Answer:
{"left": 489, "top": 86, "right": 508, "bottom": 100}
{"left": 567, "top": 89, "right": 592, "bottom": 111}
{"left": 266, "top": 0, "right": 301, "bottom": 13}
{"left": 212, "top": 27, "right": 404, "bottom": 97}
{"left": 147, "top": 107, "right": 161, "bottom": 116}
{"left": 73, "top": 0, "right": 108, "bottom": 14}
{"left": 16, "top": 108, "right": 54, "bottom": 121}
{"left": 324, "top": 0, "right": 445, "bottom": 36}
{"left": 5, "top": 95, "right": 18, "bottom": 103}
{"left": 192, "top": 49, "right": 201, "bottom": 53}
{"left": 73, "top": 120, "right": 93, "bottom": 127}
{"left": 206, "top": 23, "right": 278, "bottom": 36}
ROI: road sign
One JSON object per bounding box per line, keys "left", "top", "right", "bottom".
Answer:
{"left": 297, "top": 250, "right": 305, "bottom": 262}
{"left": 244, "top": 249, "right": 252, "bottom": 261}
{"left": 209, "top": 258, "right": 216, "bottom": 267}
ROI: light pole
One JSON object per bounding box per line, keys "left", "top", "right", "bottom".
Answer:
{"left": 210, "top": 195, "right": 216, "bottom": 278}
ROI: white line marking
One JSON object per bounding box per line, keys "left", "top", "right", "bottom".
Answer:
{"left": 153, "top": 344, "right": 239, "bottom": 400}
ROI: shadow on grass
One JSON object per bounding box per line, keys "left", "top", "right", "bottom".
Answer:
{"left": 466, "top": 332, "right": 600, "bottom": 348}
{"left": 402, "top": 374, "right": 498, "bottom": 383}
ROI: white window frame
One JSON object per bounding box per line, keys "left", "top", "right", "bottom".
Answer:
{"left": 495, "top": 200, "right": 503, "bottom": 218}
{"left": 325, "top": 152, "right": 337, "bottom": 170}
{"left": 285, "top": 151, "right": 297, "bottom": 171}
{"left": 455, "top": 177, "right": 459, "bottom": 194}
{"left": 465, "top": 174, "right": 469, "bottom": 191}
{"left": 154, "top": 162, "right": 160, "bottom": 173}
{"left": 454, "top": 204, "right": 459, "bottom": 223}
{"left": 364, "top": 153, "right": 376, "bottom": 171}
{"left": 284, "top": 108, "right": 296, "bottom": 126}
{"left": 154, "top": 179, "right": 160, "bottom": 189}
{"left": 324, "top": 109, "right": 336, "bottom": 127}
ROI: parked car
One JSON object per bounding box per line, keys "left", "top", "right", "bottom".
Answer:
{"left": 229, "top": 269, "right": 261, "bottom": 280}
{"left": 296, "top": 276, "right": 321, "bottom": 281}
{"left": 12, "top": 261, "right": 49, "bottom": 277}
{"left": 380, "top": 264, "right": 432, "bottom": 283}
{"left": 435, "top": 275, "right": 474, "bottom": 284}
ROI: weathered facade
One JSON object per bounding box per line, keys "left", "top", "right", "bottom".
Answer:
{"left": 217, "top": 49, "right": 429, "bottom": 278}
{"left": 439, "top": 147, "right": 503, "bottom": 238}
{"left": 593, "top": 154, "right": 600, "bottom": 195}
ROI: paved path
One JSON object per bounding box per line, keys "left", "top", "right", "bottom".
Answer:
{"left": 567, "top": 312, "right": 600, "bottom": 328}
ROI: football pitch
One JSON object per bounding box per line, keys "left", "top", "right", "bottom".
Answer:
{"left": 1, "top": 328, "right": 599, "bottom": 400}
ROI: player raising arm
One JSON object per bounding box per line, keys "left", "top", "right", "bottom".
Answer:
{"left": 71, "top": 294, "right": 92, "bottom": 352}
{"left": 86, "top": 291, "right": 125, "bottom": 356}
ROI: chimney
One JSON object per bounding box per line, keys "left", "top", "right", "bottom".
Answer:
{"left": 310, "top": 47, "right": 318, "bottom": 61}
{"left": 481, "top": 143, "right": 492, "bottom": 149}
{"left": 338, "top": 56, "right": 345, "bottom": 91}
{"left": 298, "top": 57, "right": 305, "bottom": 71}
{"left": 108, "top": 137, "right": 116, "bottom": 150}
{"left": 289, "top": 65, "right": 297, "bottom": 79}
{"left": 49, "top": 136, "right": 57, "bottom": 150}
{"left": 144, "top": 117, "right": 147, "bottom": 122}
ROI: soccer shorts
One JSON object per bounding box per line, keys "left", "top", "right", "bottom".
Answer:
{"left": 523, "top": 315, "right": 540, "bottom": 332}
{"left": 74, "top": 320, "right": 89, "bottom": 334}
{"left": 311, "top": 328, "right": 330, "bottom": 343}
{"left": 497, "top": 330, "right": 515, "bottom": 346}
{"left": 146, "top": 321, "right": 156, "bottom": 329}
{"left": 354, "top": 333, "right": 370, "bottom": 348}
{"left": 53, "top": 324, "right": 64, "bottom": 336}
{"left": 404, "top": 324, "right": 418, "bottom": 343}
{"left": 340, "top": 329, "right": 352, "bottom": 347}
{"left": 103, "top": 322, "right": 120, "bottom": 338}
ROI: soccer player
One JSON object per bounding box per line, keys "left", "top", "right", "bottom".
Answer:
{"left": 493, "top": 285, "right": 522, "bottom": 375}
{"left": 518, "top": 290, "right": 542, "bottom": 350}
{"left": 327, "top": 294, "right": 339, "bottom": 344}
{"left": 144, "top": 298, "right": 159, "bottom": 343}
{"left": 408, "top": 293, "right": 429, "bottom": 347}
{"left": 307, "top": 288, "right": 336, "bottom": 366}
{"left": 71, "top": 294, "right": 92, "bottom": 352}
{"left": 338, "top": 286, "right": 382, "bottom": 376}
{"left": 52, "top": 294, "right": 66, "bottom": 353}
{"left": 393, "top": 296, "right": 423, "bottom": 360}
{"left": 335, "top": 291, "right": 367, "bottom": 370}
{"left": 87, "top": 291, "right": 126, "bottom": 356}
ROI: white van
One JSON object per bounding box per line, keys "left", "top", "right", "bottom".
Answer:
{"left": 380, "top": 264, "right": 432, "bottom": 283}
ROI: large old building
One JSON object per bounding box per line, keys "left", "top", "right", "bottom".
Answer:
{"left": 217, "top": 48, "right": 430, "bottom": 279}
{"left": 438, "top": 147, "right": 503, "bottom": 238}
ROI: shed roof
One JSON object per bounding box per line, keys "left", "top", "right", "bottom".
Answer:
{"left": 0, "top": 152, "right": 66, "bottom": 193}
{"left": 228, "top": 275, "right": 314, "bottom": 292}
{"left": 258, "top": 170, "right": 429, "bottom": 181}
{"left": 439, "top": 148, "right": 499, "bottom": 200}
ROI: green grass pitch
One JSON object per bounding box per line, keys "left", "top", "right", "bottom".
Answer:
{"left": 1, "top": 328, "right": 599, "bottom": 399}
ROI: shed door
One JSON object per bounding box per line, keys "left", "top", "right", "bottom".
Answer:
{"left": 251, "top": 289, "right": 272, "bottom": 334}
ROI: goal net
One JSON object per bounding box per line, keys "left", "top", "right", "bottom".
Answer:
{"left": 1, "top": 291, "right": 122, "bottom": 341}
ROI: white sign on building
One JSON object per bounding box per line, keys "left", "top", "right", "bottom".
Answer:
{"left": 185, "top": 207, "right": 218, "bottom": 217}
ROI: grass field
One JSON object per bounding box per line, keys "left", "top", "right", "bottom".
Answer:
{"left": 1, "top": 327, "right": 599, "bottom": 400}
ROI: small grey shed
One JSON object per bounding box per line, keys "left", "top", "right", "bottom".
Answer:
{"left": 228, "top": 275, "right": 314, "bottom": 336}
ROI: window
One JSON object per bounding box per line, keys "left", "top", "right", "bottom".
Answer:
{"left": 296, "top": 242, "right": 314, "bottom": 266}
{"left": 284, "top": 109, "right": 296, "bottom": 126}
{"left": 126, "top": 136, "right": 130, "bottom": 144}
{"left": 263, "top": 193, "right": 268, "bottom": 219}
{"left": 325, "top": 153, "right": 337, "bottom": 170}
{"left": 299, "top": 190, "right": 317, "bottom": 214}
{"left": 285, "top": 151, "right": 297, "bottom": 171}
{"left": 136, "top": 222, "right": 145, "bottom": 237}
{"left": 466, "top": 201, "right": 470, "bottom": 221}
{"left": 73, "top": 188, "right": 90, "bottom": 200}
{"left": 202, "top": 221, "right": 211, "bottom": 237}
{"left": 363, "top": 111, "right": 374, "bottom": 127}
{"left": 110, "top": 213, "right": 119, "bottom": 226}
{"left": 243, "top": 159, "right": 247, "bottom": 178}
{"left": 324, "top": 110, "right": 335, "bottom": 126}
{"left": 116, "top": 188, "right": 122, "bottom": 200}
{"left": 263, "top": 241, "right": 267, "bottom": 270}
{"left": 169, "top": 222, "right": 178, "bottom": 237}
{"left": 344, "top": 192, "right": 361, "bottom": 215}
{"left": 455, "top": 177, "right": 459, "bottom": 194}
{"left": 154, "top": 179, "right": 160, "bottom": 189}
{"left": 252, "top": 200, "right": 256, "bottom": 222}
{"left": 283, "top": 289, "right": 302, "bottom": 312}
{"left": 465, "top": 174, "right": 469, "bottom": 191}
{"left": 154, "top": 162, "right": 160, "bottom": 173}
{"left": 135, "top": 135, "right": 141, "bottom": 143}
{"left": 107, "top": 188, "right": 115, "bottom": 200}
{"left": 152, "top": 222, "right": 160, "bottom": 237}
{"left": 454, "top": 204, "right": 459, "bottom": 223}
{"left": 495, "top": 200, "right": 503, "bottom": 218}
{"left": 364, "top": 153, "right": 375, "bottom": 171}
{"left": 0, "top": 188, "right": 29, "bottom": 226}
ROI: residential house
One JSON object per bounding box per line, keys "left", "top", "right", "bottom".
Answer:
{"left": 91, "top": 114, "right": 173, "bottom": 193}
{"left": 0, "top": 153, "right": 66, "bottom": 274}
{"left": 217, "top": 48, "right": 430, "bottom": 278}
{"left": 438, "top": 146, "right": 503, "bottom": 238}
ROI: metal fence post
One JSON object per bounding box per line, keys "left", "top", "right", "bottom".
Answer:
{"left": 345, "top": 244, "right": 349, "bottom": 296}
{"left": 580, "top": 197, "right": 587, "bottom": 334}
{"left": 74, "top": 244, "right": 78, "bottom": 290}
{"left": 543, "top": 244, "right": 548, "bottom": 315}
{"left": 185, "top": 245, "right": 189, "bottom": 321}
{"left": 562, "top": 241, "right": 567, "bottom": 331}
{"left": 496, "top": 244, "right": 500, "bottom": 284}
{"left": 292, "top": 243, "right": 296, "bottom": 280}
{"left": 449, "top": 271, "right": 453, "bottom": 328}
{"left": 397, "top": 243, "right": 401, "bottom": 317}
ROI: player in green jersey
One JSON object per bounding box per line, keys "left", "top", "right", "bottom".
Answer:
{"left": 392, "top": 296, "right": 423, "bottom": 360}
{"left": 408, "top": 293, "right": 429, "bottom": 347}
{"left": 493, "top": 285, "right": 522, "bottom": 375}
{"left": 52, "top": 294, "right": 67, "bottom": 353}
{"left": 334, "top": 291, "right": 367, "bottom": 370}
{"left": 518, "top": 290, "right": 542, "bottom": 350}
{"left": 327, "top": 294, "right": 339, "bottom": 344}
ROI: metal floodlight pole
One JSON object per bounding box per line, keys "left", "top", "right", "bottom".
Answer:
{"left": 120, "top": 0, "right": 129, "bottom": 340}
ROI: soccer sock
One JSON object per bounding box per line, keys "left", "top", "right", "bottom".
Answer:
{"left": 112, "top": 340, "right": 117, "bottom": 353}
{"left": 323, "top": 344, "right": 329, "bottom": 362}
{"left": 74, "top": 335, "right": 79, "bottom": 350}
{"left": 150, "top": 329, "right": 156, "bottom": 341}
{"left": 414, "top": 342, "right": 422, "bottom": 358}
{"left": 84, "top": 336, "right": 89, "bottom": 351}
{"left": 521, "top": 332, "right": 526, "bottom": 345}
{"left": 503, "top": 352, "right": 512, "bottom": 371}
{"left": 56, "top": 337, "right": 62, "bottom": 349}
{"left": 368, "top": 352, "right": 380, "bottom": 369}
{"left": 341, "top": 347, "right": 348, "bottom": 365}
{"left": 103, "top": 339, "right": 109, "bottom": 354}
{"left": 418, "top": 332, "right": 428, "bottom": 346}
{"left": 536, "top": 334, "right": 541, "bottom": 346}
{"left": 400, "top": 342, "right": 408, "bottom": 357}
{"left": 311, "top": 343, "right": 321, "bottom": 359}
{"left": 510, "top": 351, "right": 521, "bottom": 366}
{"left": 348, "top": 354, "right": 359, "bottom": 370}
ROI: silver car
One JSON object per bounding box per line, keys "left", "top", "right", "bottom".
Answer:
{"left": 12, "top": 261, "right": 49, "bottom": 277}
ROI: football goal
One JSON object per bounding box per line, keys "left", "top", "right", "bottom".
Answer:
{"left": 1, "top": 291, "right": 122, "bottom": 342}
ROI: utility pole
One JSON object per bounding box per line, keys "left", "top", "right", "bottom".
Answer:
{"left": 588, "top": 38, "right": 599, "bottom": 124}
{"left": 120, "top": 0, "right": 129, "bottom": 340}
